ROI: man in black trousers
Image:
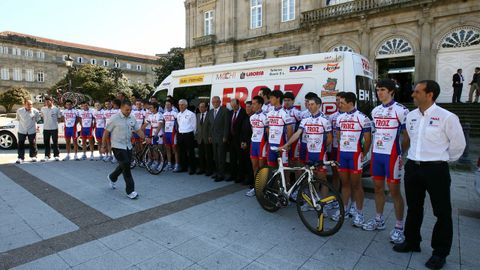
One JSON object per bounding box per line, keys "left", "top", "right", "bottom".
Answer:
{"left": 176, "top": 99, "right": 197, "bottom": 174}
{"left": 195, "top": 101, "right": 212, "bottom": 175}
{"left": 394, "top": 80, "right": 466, "bottom": 270}
{"left": 227, "top": 98, "right": 247, "bottom": 182}
{"left": 240, "top": 101, "right": 254, "bottom": 186}
{"left": 206, "top": 96, "right": 230, "bottom": 182}
{"left": 452, "top": 68, "right": 464, "bottom": 103}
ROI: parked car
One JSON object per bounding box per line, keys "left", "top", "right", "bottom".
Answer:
{"left": 0, "top": 116, "right": 90, "bottom": 150}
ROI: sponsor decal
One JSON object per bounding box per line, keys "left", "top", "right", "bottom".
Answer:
{"left": 179, "top": 75, "right": 204, "bottom": 85}
{"left": 324, "top": 63, "right": 340, "bottom": 73}
{"left": 240, "top": 70, "right": 264, "bottom": 79}
{"left": 269, "top": 68, "right": 285, "bottom": 76}
{"left": 321, "top": 78, "right": 338, "bottom": 97}
{"left": 215, "top": 72, "right": 236, "bottom": 80}
{"left": 289, "top": 65, "right": 313, "bottom": 72}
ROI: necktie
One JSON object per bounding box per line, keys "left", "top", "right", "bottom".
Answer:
{"left": 231, "top": 111, "right": 237, "bottom": 134}
{"left": 214, "top": 109, "right": 218, "bottom": 119}
{"left": 200, "top": 113, "right": 204, "bottom": 124}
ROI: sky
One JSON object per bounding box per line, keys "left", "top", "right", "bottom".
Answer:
{"left": 0, "top": 0, "right": 186, "bottom": 56}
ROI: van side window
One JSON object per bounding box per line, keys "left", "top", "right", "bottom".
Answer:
{"left": 173, "top": 85, "right": 212, "bottom": 109}
{"left": 355, "top": 76, "right": 374, "bottom": 116}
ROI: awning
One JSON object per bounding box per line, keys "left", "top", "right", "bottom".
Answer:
{"left": 387, "top": 67, "right": 415, "bottom": 74}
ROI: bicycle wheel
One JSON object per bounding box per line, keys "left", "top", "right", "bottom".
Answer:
{"left": 296, "top": 178, "right": 344, "bottom": 236}
{"left": 254, "top": 167, "right": 280, "bottom": 212}
{"left": 145, "top": 145, "right": 164, "bottom": 175}
{"left": 130, "top": 143, "right": 139, "bottom": 169}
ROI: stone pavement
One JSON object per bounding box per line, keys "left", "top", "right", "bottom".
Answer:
{"left": 0, "top": 153, "right": 479, "bottom": 270}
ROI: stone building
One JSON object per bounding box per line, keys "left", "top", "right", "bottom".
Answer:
{"left": 184, "top": 0, "right": 480, "bottom": 103}
{"left": 0, "top": 31, "right": 159, "bottom": 102}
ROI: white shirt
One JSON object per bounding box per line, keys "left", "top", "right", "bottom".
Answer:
{"left": 177, "top": 109, "right": 196, "bottom": 133}
{"left": 77, "top": 108, "right": 95, "bottom": 128}
{"left": 147, "top": 112, "right": 164, "bottom": 136}
{"left": 16, "top": 107, "right": 41, "bottom": 134}
{"left": 337, "top": 109, "right": 371, "bottom": 153}
{"left": 266, "top": 107, "right": 294, "bottom": 145}
{"left": 105, "top": 112, "right": 141, "bottom": 150}
{"left": 61, "top": 108, "right": 78, "bottom": 128}
{"left": 250, "top": 111, "right": 268, "bottom": 143}
{"left": 406, "top": 103, "right": 465, "bottom": 162}
{"left": 93, "top": 109, "right": 106, "bottom": 129}
{"left": 371, "top": 101, "right": 409, "bottom": 155}
{"left": 163, "top": 109, "right": 178, "bottom": 132}
{"left": 299, "top": 112, "right": 332, "bottom": 154}
{"left": 40, "top": 106, "right": 61, "bottom": 130}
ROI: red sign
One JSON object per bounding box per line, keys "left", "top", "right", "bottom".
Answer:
{"left": 223, "top": 83, "right": 304, "bottom": 108}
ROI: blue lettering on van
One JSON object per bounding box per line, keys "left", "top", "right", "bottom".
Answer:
{"left": 289, "top": 65, "right": 313, "bottom": 72}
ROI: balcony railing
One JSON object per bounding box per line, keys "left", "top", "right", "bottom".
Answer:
{"left": 301, "top": 0, "right": 431, "bottom": 25}
{"left": 193, "top": 35, "right": 216, "bottom": 47}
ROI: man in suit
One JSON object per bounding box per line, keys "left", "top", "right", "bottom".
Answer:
{"left": 206, "top": 96, "right": 230, "bottom": 182}
{"left": 228, "top": 98, "right": 247, "bottom": 183}
{"left": 195, "top": 102, "right": 213, "bottom": 175}
{"left": 452, "top": 68, "right": 464, "bottom": 103}
{"left": 468, "top": 67, "right": 480, "bottom": 103}
{"left": 241, "top": 101, "right": 254, "bottom": 187}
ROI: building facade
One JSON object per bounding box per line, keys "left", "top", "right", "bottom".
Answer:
{"left": 0, "top": 31, "right": 159, "bottom": 103}
{"left": 184, "top": 0, "right": 480, "bottom": 103}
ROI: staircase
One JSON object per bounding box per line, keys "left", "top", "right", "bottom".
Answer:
{"left": 404, "top": 103, "right": 480, "bottom": 137}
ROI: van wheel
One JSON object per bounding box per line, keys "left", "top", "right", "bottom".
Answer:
{"left": 0, "top": 131, "right": 17, "bottom": 150}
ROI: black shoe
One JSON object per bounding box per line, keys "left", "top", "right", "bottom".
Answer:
{"left": 215, "top": 176, "right": 225, "bottom": 182}
{"left": 189, "top": 171, "right": 195, "bottom": 175}
{"left": 196, "top": 170, "right": 205, "bottom": 175}
{"left": 425, "top": 255, "right": 446, "bottom": 269}
{"left": 211, "top": 174, "right": 218, "bottom": 179}
{"left": 393, "top": 242, "right": 421, "bottom": 253}
{"left": 226, "top": 177, "right": 235, "bottom": 182}
{"left": 205, "top": 172, "right": 213, "bottom": 177}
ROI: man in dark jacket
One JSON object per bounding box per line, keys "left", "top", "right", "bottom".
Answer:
{"left": 240, "top": 101, "right": 254, "bottom": 187}
{"left": 228, "top": 98, "right": 247, "bottom": 182}
{"left": 206, "top": 96, "right": 230, "bottom": 181}
{"left": 452, "top": 69, "right": 464, "bottom": 103}
{"left": 195, "top": 102, "right": 212, "bottom": 175}
{"left": 468, "top": 67, "right": 480, "bottom": 103}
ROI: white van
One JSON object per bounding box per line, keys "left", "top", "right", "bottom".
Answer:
{"left": 152, "top": 52, "right": 375, "bottom": 115}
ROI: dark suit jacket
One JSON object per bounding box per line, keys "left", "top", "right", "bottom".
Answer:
{"left": 241, "top": 114, "right": 253, "bottom": 146}
{"left": 206, "top": 106, "right": 230, "bottom": 144}
{"left": 471, "top": 73, "right": 480, "bottom": 85}
{"left": 452, "top": 73, "right": 463, "bottom": 87}
{"left": 195, "top": 111, "right": 209, "bottom": 144}
{"left": 229, "top": 108, "right": 247, "bottom": 142}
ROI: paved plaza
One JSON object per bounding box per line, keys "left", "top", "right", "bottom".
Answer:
{"left": 0, "top": 150, "right": 479, "bottom": 270}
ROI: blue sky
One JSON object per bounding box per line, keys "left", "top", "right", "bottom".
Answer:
{"left": 0, "top": 0, "right": 185, "bottom": 56}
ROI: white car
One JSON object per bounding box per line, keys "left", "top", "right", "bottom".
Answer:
{"left": 0, "top": 116, "right": 90, "bottom": 150}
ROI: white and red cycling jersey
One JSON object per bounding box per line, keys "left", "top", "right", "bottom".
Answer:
{"left": 143, "top": 110, "right": 153, "bottom": 129}
{"left": 262, "top": 102, "right": 274, "bottom": 114}
{"left": 61, "top": 109, "right": 78, "bottom": 128}
{"left": 266, "top": 107, "right": 295, "bottom": 145}
{"left": 163, "top": 109, "right": 178, "bottom": 133}
{"left": 328, "top": 111, "right": 344, "bottom": 149}
{"left": 284, "top": 106, "right": 301, "bottom": 128}
{"left": 131, "top": 109, "right": 145, "bottom": 126}
{"left": 104, "top": 108, "right": 118, "bottom": 124}
{"left": 77, "top": 109, "right": 94, "bottom": 128}
{"left": 337, "top": 109, "right": 372, "bottom": 153}
{"left": 93, "top": 109, "right": 106, "bottom": 129}
{"left": 371, "top": 101, "right": 409, "bottom": 155}
{"left": 147, "top": 112, "right": 164, "bottom": 136}
{"left": 299, "top": 112, "right": 332, "bottom": 159}
{"left": 250, "top": 111, "right": 268, "bottom": 143}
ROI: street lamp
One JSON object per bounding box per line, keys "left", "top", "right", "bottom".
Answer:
{"left": 64, "top": 54, "right": 74, "bottom": 92}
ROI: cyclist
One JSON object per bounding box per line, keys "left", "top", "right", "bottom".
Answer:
{"left": 298, "top": 92, "right": 319, "bottom": 163}
{"left": 280, "top": 96, "right": 333, "bottom": 211}
{"left": 283, "top": 92, "right": 302, "bottom": 164}
{"left": 258, "top": 87, "right": 273, "bottom": 114}
{"left": 77, "top": 101, "right": 95, "bottom": 160}
{"left": 336, "top": 92, "right": 372, "bottom": 227}
{"left": 93, "top": 101, "right": 106, "bottom": 161}
{"left": 245, "top": 95, "right": 268, "bottom": 197}
{"left": 60, "top": 100, "right": 79, "bottom": 161}
{"left": 131, "top": 99, "right": 146, "bottom": 163}
{"left": 145, "top": 102, "right": 164, "bottom": 171}
{"left": 266, "top": 90, "right": 294, "bottom": 168}
{"left": 362, "top": 79, "right": 408, "bottom": 244}
{"left": 163, "top": 99, "right": 180, "bottom": 171}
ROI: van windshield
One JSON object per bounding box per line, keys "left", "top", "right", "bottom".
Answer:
{"left": 173, "top": 85, "right": 212, "bottom": 111}
{"left": 355, "top": 76, "right": 374, "bottom": 116}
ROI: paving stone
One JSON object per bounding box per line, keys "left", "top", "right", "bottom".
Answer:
{"left": 115, "top": 238, "right": 167, "bottom": 265}
{"left": 171, "top": 236, "right": 225, "bottom": 262}
{"left": 135, "top": 250, "right": 194, "bottom": 270}
{"left": 197, "top": 250, "right": 252, "bottom": 270}
{"left": 311, "top": 240, "right": 363, "bottom": 270}
{"left": 354, "top": 255, "right": 407, "bottom": 270}
{"left": 299, "top": 258, "right": 343, "bottom": 270}
{"left": 71, "top": 251, "right": 132, "bottom": 270}
{"left": 58, "top": 240, "right": 111, "bottom": 267}
{"left": 0, "top": 230, "right": 42, "bottom": 253}
{"left": 99, "top": 229, "right": 148, "bottom": 251}
{"left": 11, "top": 254, "right": 70, "bottom": 270}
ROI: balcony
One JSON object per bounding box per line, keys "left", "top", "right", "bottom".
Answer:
{"left": 301, "top": 0, "right": 434, "bottom": 26}
{"left": 193, "top": 35, "right": 216, "bottom": 47}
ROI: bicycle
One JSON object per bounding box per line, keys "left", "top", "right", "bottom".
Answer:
{"left": 254, "top": 147, "right": 345, "bottom": 236}
{"left": 130, "top": 139, "right": 166, "bottom": 175}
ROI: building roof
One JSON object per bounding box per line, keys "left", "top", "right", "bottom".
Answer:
{"left": 0, "top": 31, "right": 159, "bottom": 61}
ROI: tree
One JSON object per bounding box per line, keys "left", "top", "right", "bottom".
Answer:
{"left": 0, "top": 87, "right": 31, "bottom": 112}
{"left": 154, "top": 47, "right": 185, "bottom": 87}
{"left": 130, "top": 83, "right": 154, "bottom": 100}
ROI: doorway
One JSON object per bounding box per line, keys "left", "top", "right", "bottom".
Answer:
{"left": 377, "top": 56, "right": 415, "bottom": 103}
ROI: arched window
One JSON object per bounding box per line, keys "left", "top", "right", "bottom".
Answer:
{"left": 331, "top": 45, "right": 354, "bottom": 52}
{"left": 439, "top": 27, "right": 480, "bottom": 49}
{"left": 377, "top": 37, "right": 413, "bottom": 56}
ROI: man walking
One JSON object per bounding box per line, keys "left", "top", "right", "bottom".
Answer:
{"left": 228, "top": 98, "right": 247, "bottom": 182}
{"left": 393, "top": 80, "right": 466, "bottom": 270}
{"left": 195, "top": 102, "right": 212, "bottom": 175}
{"left": 207, "top": 96, "right": 230, "bottom": 182}
{"left": 41, "top": 96, "right": 61, "bottom": 161}
{"left": 16, "top": 99, "right": 41, "bottom": 164}
{"left": 468, "top": 67, "right": 480, "bottom": 103}
{"left": 176, "top": 99, "right": 197, "bottom": 174}
{"left": 103, "top": 100, "right": 149, "bottom": 199}
{"left": 452, "top": 68, "right": 464, "bottom": 103}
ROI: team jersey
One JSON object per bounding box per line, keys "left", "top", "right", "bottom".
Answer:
{"left": 262, "top": 102, "right": 274, "bottom": 114}
{"left": 284, "top": 106, "right": 302, "bottom": 128}
{"left": 93, "top": 109, "right": 106, "bottom": 129}
{"left": 371, "top": 101, "right": 409, "bottom": 155}
{"left": 61, "top": 109, "right": 78, "bottom": 128}
{"left": 132, "top": 109, "right": 145, "bottom": 126}
{"left": 104, "top": 108, "right": 119, "bottom": 124}
{"left": 299, "top": 112, "right": 332, "bottom": 156}
{"left": 143, "top": 110, "right": 153, "bottom": 129}
{"left": 328, "top": 111, "right": 344, "bottom": 148}
{"left": 250, "top": 111, "right": 268, "bottom": 143}
{"left": 266, "top": 107, "right": 295, "bottom": 145}
{"left": 163, "top": 109, "right": 178, "bottom": 133}
{"left": 337, "top": 109, "right": 372, "bottom": 153}
{"left": 147, "top": 112, "right": 164, "bottom": 136}
{"left": 77, "top": 108, "right": 95, "bottom": 128}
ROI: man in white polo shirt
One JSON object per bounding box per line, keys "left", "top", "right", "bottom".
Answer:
{"left": 393, "top": 80, "right": 466, "bottom": 270}
{"left": 176, "top": 99, "right": 197, "bottom": 174}
{"left": 40, "top": 96, "right": 61, "bottom": 161}
{"left": 16, "top": 99, "right": 41, "bottom": 164}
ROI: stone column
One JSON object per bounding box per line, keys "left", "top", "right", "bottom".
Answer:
{"left": 359, "top": 17, "right": 371, "bottom": 58}
{"left": 417, "top": 7, "right": 433, "bottom": 80}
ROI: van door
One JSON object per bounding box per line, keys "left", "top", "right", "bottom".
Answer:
{"left": 355, "top": 76, "right": 375, "bottom": 116}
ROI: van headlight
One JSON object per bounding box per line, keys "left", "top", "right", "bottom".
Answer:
{"left": 0, "top": 124, "right": 15, "bottom": 129}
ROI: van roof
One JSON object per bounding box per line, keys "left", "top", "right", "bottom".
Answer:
{"left": 172, "top": 51, "right": 361, "bottom": 77}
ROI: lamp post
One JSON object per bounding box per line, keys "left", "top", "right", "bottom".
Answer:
{"left": 64, "top": 54, "right": 74, "bottom": 92}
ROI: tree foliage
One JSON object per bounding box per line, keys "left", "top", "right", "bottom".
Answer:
{"left": 130, "top": 83, "right": 154, "bottom": 100}
{"left": 0, "top": 87, "right": 31, "bottom": 112}
{"left": 154, "top": 47, "right": 185, "bottom": 87}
